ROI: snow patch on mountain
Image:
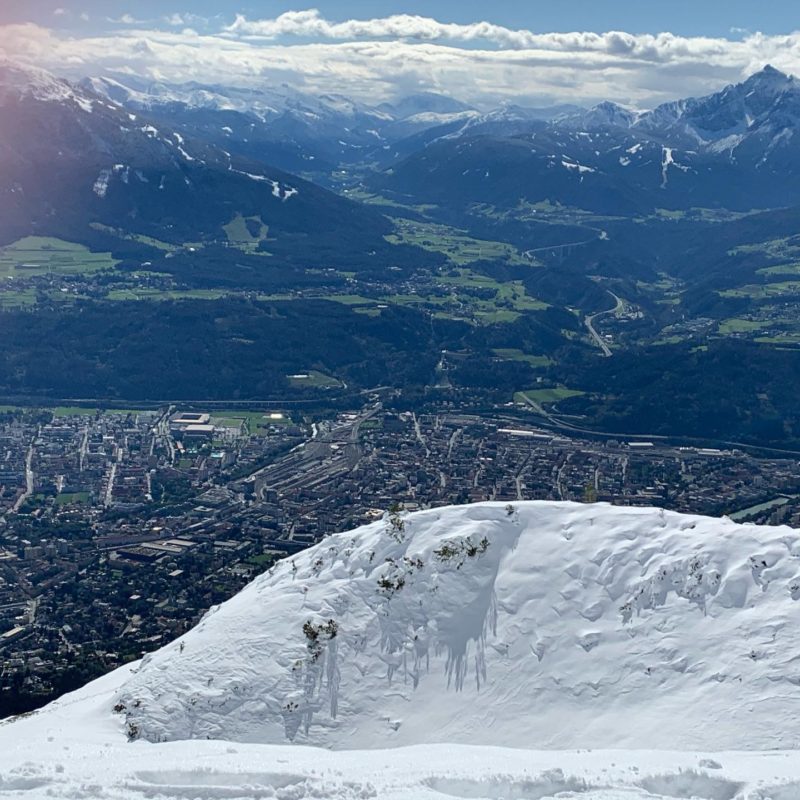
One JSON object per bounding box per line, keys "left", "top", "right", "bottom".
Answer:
{"left": 92, "top": 169, "right": 111, "bottom": 198}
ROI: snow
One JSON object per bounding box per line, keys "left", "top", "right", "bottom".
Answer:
{"left": 101, "top": 501, "right": 800, "bottom": 751}
{"left": 226, "top": 166, "right": 297, "bottom": 200}
{"left": 176, "top": 144, "right": 195, "bottom": 162}
{"left": 6, "top": 685, "right": 800, "bottom": 800}
{"left": 0, "top": 60, "right": 94, "bottom": 112}
{"left": 5, "top": 502, "right": 800, "bottom": 798}
{"left": 92, "top": 169, "right": 111, "bottom": 198}
{"left": 561, "top": 159, "right": 596, "bottom": 173}
{"left": 4, "top": 665, "right": 800, "bottom": 800}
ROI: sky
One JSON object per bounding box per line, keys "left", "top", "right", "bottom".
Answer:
{"left": 1, "top": 1, "right": 800, "bottom": 107}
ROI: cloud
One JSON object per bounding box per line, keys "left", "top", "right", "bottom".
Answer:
{"left": 1, "top": 13, "right": 800, "bottom": 109}
{"left": 53, "top": 8, "right": 67, "bottom": 17}
{"left": 164, "top": 13, "right": 209, "bottom": 29}
{"left": 221, "top": 10, "right": 797, "bottom": 67}
{"left": 108, "top": 14, "right": 146, "bottom": 25}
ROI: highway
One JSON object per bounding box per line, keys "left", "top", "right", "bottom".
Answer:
{"left": 584, "top": 291, "right": 623, "bottom": 357}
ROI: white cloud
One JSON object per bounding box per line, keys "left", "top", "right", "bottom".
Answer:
{"left": 108, "top": 14, "right": 145, "bottom": 26}
{"left": 53, "top": 8, "right": 67, "bottom": 17}
{"left": 165, "top": 13, "right": 209, "bottom": 29}
{"left": 1, "top": 13, "right": 800, "bottom": 109}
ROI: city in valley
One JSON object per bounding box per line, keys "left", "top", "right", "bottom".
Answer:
{"left": 2, "top": 397, "right": 800, "bottom": 714}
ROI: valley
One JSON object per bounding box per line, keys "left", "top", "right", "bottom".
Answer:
{"left": 5, "top": 7, "right": 800, "bottom": 796}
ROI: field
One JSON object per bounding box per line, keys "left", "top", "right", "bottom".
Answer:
{"left": 341, "top": 189, "right": 438, "bottom": 216}
{"left": 378, "top": 269, "right": 547, "bottom": 326}
{"left": 324, "top": 294, "right": 376, "bottom": 306}
{"left": 0, "top": 405, "right": 149, "bottom": 416}
{"left": 209, "top": 410, "right": 290, "bottom": 435}
{"left": 0, "top": 289, "right": 36, "bottom": 308}
{"left": 287, "top": 370, "right": 342, "bottom": 389}
{"left": 55, "top": 492, "right": 90, "bottom": 506}
{"left": 52, "top": 406, "right": 149, "bottom": 417}
{"left": 492, "top": 349, "right": 552, "bottom": 367}
{"left": 385, "top": 218, "right": 530, "bottom": 266}
{"left": 441, "top": 271, "right": 547, "bottom": 308}
{"left": 223, "top": 214, "right": 272, "bottom": 254}
{"left": 731, "top": 236, "right": 800, "bottom": 261}
{"left": 514, "top": 387, "right": 585, "bottom": 405}
{"left": 89, "top": 223, "right": 179, "bottom": 253}
{"left": 106, "top": 288, "right": 231, "bottom": 301}
{"left": 757, "top": 263, "right": 800, "bottom": 277}
{"left": 719, "top": 282, "right": 800, "bottom": 299}
{"left": 755, "top": 333, "right": 800, "bottom": 345}
{"left": 0, "top": 237, "right": 118, "bottom": 278}
{"left": 717, "top": 318, "right": 765, "bottom": 334}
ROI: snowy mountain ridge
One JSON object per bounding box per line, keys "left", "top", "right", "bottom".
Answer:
{"left": 112, "top": 501, "right": 800, "bottom": 751}
{"left": 0, "top": 59, "right": 101, "bottom": 111}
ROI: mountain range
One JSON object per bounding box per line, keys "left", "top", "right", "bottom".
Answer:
{"left": 377, "top": 66, "right": 800, "bottom": 212}
{"left": 0, "top": 60, "right": 410, "bottom": 276}
{"left": 4, "top": 61, "right": 799, "bottom": 254}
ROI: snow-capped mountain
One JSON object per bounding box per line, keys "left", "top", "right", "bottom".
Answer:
{"left": 636, "top": 65, "right": 800, "bottom": 145}
{"left": 80, "top": 76, "right": 483, "bottom": 174}
{"left": 5, "top": 501, "right": 800, "bottom": 799}
{"left": 378, "top": 66, "right": 800, "bottom": 211}
{"left": 378, "top": 92, "right": 475, "bottom": 120}
{"left": 112, "top": 501, "right": 800, "bottom": 750}
{"left": 0, "top": 62, "right": 396, "bottom": 266}
{"left": 559, "top": 101, "right": 642, "bottom": 131}
{"left": 0, "top": 59, "right": 96, "bottom": 108}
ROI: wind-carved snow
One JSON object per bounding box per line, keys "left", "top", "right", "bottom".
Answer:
{"left": 111, "top": 501, "right": 800, "bottom": 751}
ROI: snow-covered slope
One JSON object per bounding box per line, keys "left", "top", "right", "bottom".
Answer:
{"left": 112, "top": 501, "right": 800, "bottom": 750}
{"left": 6, "top": 501, "right": 800, "bottom": 799}
{"left": 6, "top": 670, "right": 800, "bottom": 800}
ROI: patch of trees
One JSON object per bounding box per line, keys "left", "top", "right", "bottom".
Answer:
{"left": 556, "top": 340, "right": 800, "bottom": 448}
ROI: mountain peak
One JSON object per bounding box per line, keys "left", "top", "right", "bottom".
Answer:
{"left": 742, "top": 64, "right": 797, "bottom": 93}
{"left": 754, "top": 64, "right": 789, "bottom": 79}
{"left": 558, "top": 100, "right": 639, "bottom": 131}
{"left": 0, "top": 59, "right": 96, "bottom": 110}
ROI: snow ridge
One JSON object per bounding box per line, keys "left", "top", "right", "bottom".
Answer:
{"left": 114, "top": 501, "right": 800, "bottom": 751}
